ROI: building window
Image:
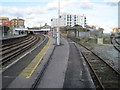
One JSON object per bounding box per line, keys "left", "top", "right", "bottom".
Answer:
{"left": 67, "top": 15, "right": 69, "bottom": 18}
{"left": 74, "top": 15, "right": 76, "bottom": 19}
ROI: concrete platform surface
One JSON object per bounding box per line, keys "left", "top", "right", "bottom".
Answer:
{"left": 6, "top": 37, "right": 95, "bottom": 89}
{"left": 63, "top": 38, "right": 95, "bottom": 89}
{"left": 38, "top": 37, "right": 69, "bottom": 88}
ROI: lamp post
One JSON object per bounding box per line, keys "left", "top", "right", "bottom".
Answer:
{"left": 57, "top": 0, "right": 60, "bottom": 45}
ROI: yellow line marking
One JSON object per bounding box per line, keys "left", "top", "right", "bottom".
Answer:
{"left": 20, "top": 37, "right": 51, "bottom": 79}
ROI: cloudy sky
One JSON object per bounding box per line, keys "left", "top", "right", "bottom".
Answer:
{"left": 0, "top": 0, "right": 119, "bottom": 33}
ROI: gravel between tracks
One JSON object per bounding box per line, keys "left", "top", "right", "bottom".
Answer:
{"left": 84, "top": 43, "right": 119, "bottom": 71}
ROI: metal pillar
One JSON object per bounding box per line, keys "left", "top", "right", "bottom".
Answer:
{"left": 57, "top": 0, "right": 60, "bottom": 45}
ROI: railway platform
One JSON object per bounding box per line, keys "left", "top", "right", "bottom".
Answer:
{"left": 5, "top": 36, "right": 95, "bottom": 89}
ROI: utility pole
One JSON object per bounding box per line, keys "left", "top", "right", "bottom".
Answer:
{"left": 57, "top": 0, "right": 60, "bottom": 45}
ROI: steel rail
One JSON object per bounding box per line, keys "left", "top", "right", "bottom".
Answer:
{"left": 111, "top": 38, "right": 120, "bottom": 52}
{"left": 1, "top": 35, "right": 30, "bottom": 48}
{"left": 0, "top": 36, "right": 34, "bottom": 55}
{"left": 81, "top": 52, "right": 105, "bottom": 89}
{"left": 78, "top": 43, "right": 119, "bottom": 89}
{"left": 1, "top": 35, "right": 33, "bottom": 52}
{"left": 73, "top": 43, "right": 105, "bottom": 89}
{"left": 1, "top": 36, "right": 36, "bottom": 61}
{"left": 1, "top": 35, "right": 41, "bottom": 65}
{"left": 71, "top": 37, "right": 120, "bottom": 74}
{"left": 82, "top": 44, "right": 119, "bottom": 74}
{"left": 1, "top": 36, "right": 35, "bottom": 56}
{"left": 114, "top": 38, "right": 120, "bottom": 45}
{"left": 70, "top": 38, "right": 119, "bottom": 89}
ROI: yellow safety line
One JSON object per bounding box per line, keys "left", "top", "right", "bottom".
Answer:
{"left": 20, "top": 37, "right": 51, "bottom": 79}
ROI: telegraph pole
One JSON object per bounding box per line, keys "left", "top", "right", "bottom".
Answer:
{"left": 57, "top": 0, "right": 60, "bottom": 45}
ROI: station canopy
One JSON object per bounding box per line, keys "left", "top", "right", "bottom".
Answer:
{"left": 14, "top": 28, "right": 50, "bottom": 31}
{"left": 14, "top": 28, "right": 28, "bottom": 31}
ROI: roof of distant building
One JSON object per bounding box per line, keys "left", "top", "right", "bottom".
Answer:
{"left": 11, "top": 18, "right": 24, "bottom": 21}
{"left": 0, "top": 17, "right": 9, "bottom": 19}
{"left": 89, "top": 29, "right": 96, "bottom": 31}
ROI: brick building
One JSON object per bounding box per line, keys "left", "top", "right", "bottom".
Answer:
{"left": 10, "top": 18, "right": 25, "bottom": 29}
{"left": 86, "top": 25, "right": 96, "bottom": 29}
{"left": 0, "top": 17, "right": 25, "bottom": 35}
{"left": 0, "top": 17, "right": 10, "bottom": 27}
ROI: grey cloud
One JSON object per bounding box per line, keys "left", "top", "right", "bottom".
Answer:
{"left": 48, "top": 7, "right": 58, "bottom": 11}
{"left": 80, "top": 2, "right": 94, "bottom": 10}
{"left": 104, "top": 0, "right": 119, "bottom": 6}
{"left": 106, "top": 2, "right": 118, "bottom": 6}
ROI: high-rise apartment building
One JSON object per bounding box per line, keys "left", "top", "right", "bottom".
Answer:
{"left": 51, "top": 13, "right": 86, "bottom": 28}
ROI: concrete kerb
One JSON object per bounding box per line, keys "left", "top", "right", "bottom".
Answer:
{"left": 74, "top": 43, "right": 95, "bottom": 88}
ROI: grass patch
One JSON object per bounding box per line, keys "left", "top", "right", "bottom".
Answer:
{"left": 61, "top": 33, "right": 68, "bottom": 37}
{"left": 103, "top": 38, "right": 111, "bottom": 44}
{"left": 69, "top": 37, "right": 96, "bottom": 47}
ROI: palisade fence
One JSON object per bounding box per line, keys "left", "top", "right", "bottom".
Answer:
{"left": 79, "top": 32, "right": 90, "bottom": 38}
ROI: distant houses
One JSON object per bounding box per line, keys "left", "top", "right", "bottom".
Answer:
{"left": 0, "top": 17, "right": 25, "bottom": 36}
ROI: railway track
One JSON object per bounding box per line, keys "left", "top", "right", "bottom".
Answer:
{"left": 0, "top": 35, "right": 31, "bottom": 49}
{"left": 115, "top": 38, "right": 120, "bottom": 45}
{"left": 111, "top": 38, "right": 120, "bottom": 52}
{"left": 77, "top": 43, "right": 119, "bottom": 89}
{"left": 0, "top": 35, "right": 32, "bottom": 53}
{"left": 0, "top": 34, "right": 43, "bottom": 67}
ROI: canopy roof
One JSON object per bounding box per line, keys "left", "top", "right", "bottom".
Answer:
{"left": 14, "top": 28, "right": 50, "bottom": 31}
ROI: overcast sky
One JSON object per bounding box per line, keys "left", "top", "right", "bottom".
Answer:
{"left": 0, "top": 0, "right": 119, "bottom": 33}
